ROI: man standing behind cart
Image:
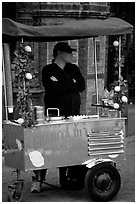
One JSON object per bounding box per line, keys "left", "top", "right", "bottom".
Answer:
{"left": 31, "top": 42, "right": 85, "bottom": 193}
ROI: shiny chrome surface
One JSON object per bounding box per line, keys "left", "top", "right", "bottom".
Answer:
{"left": 88, "top": 130, "right": 124, "bottom": 156}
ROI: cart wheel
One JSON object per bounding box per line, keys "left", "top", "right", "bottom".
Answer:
{"left": 7, "top": 181, "right": 24, "bottom": 202}
{"left": 7, "top": 189, "right": 23, "bottom": 202}
{"left": 85, "top": 163, "right": 121, "bottom": 201}
{"left": 59, "top": 165, "right": 87, "bottom": 190}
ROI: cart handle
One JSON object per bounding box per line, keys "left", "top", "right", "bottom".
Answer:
{"left": 46, "top": 108, "right": 60, "bottom": 117}
{"left": 91, "top": 104, "right": 115, "bottom": 110}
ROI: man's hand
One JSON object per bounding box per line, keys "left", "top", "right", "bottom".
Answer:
{"left": 50, "top": 76, "right": 58, "bottom": 81}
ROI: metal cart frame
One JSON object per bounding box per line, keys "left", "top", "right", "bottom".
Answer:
{"left": 2, "top": 17, "right": 133, "bottom": 202}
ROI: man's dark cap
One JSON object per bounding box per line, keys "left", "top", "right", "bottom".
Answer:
{"left": 53, "top": 42, "right": 76, "bottom": 54}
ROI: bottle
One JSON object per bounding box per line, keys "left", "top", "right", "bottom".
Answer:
{"left": 102, "top": 88, "right": 109, "bottom": 106}
{"left": 108, "top": 89, "right": 114, "bottom": 106}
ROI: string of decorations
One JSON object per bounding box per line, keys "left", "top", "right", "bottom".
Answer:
{"left": 13, "top": 42, "right": 35, "bottom": 127}
{"left": 102, "top": 39, "right": 128, "bottom": 114}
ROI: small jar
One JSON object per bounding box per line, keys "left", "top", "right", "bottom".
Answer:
{"left": 34, "top": 106, "right": 45, "bottom": 124}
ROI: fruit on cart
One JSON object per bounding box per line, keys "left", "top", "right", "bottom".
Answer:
{"left": 85, "top": 163, "right": 121, "bottom": 201}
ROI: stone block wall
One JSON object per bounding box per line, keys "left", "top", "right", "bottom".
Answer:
{"left": 16, "top": 2, "right": 110, "bottom": 20}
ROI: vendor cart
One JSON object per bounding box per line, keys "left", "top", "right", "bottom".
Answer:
{"left": 2, "top": 17, "right": 133, "bottom": 202}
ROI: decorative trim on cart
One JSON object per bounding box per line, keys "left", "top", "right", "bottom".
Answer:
{"left": 82, "top": 158, "right": 115, "bottom": 168}
{"left": 87, "top": 130, "right": 124, "bottom": 156}
{"left": 29, "top": 151, "right": 45, "bottom": 167}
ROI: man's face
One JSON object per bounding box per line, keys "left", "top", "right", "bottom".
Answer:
{"left": 58, "top": 51, "right": 73, "bottom": 63}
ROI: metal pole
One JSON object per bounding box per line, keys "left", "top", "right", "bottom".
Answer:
{"left": 118, "top": 36, "right": 122, "bottom": 118}
{"left": 119, "top": 36, "right": 122, "bottom": 85}
{"left": 3, "top": 43, "right": 13, "bottom": 114}
{"left": 93, "top": 37, "right": 99, "bottom": 115}
{"left": 2, "top": 48, "right": 8, "bottom": 121}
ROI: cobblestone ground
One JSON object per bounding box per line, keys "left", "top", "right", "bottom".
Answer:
{"left": 2, "top": 105, "right": 135, "bottom": 202}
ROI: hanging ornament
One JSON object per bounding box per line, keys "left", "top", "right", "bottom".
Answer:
{"left": 114, "top": 86, "right": 120, "bottom": 92}
{"left": 113, "top": 103, "right": 119, "bottom": 109}
{"left": 24, "top": 45, "right": 32, "bottom": 53}
{"left": 122, "top": 96, "right": 128, "bottom": 103}
{"left": 113, "top": 41, "right": 119, "bottom": 47}
{"left": 13, "top": 42, "right": 35, "bottom": 127}
{"left": 17, "top": 118, "right": 24, "bottom": 124}
{"left": 26, "top": 73, "right": 32, "bottom": 80}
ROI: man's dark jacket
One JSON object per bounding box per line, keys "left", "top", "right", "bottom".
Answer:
{"left": 42, "top": 62, "right": 85, "bottom": 117}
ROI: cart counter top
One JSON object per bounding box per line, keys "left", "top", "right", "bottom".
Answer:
{"left": 3, "top": 116, "right": 126, "bottom": 127}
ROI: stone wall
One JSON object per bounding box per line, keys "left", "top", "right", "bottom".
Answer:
{"left": 12, "top": 2, "right": 110, "bottom": 116}
{"left": 16, "top": 2, "right": 110, "bottom": 21}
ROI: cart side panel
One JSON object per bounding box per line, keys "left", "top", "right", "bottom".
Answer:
{"left": 3, "top": 123, "right": 25, "bottom": 170}
{"left": 24, "top": 122, "right": 89, "bottom": 170}
{"left": 24, "top": 118, "right": 125, "bottom": 170}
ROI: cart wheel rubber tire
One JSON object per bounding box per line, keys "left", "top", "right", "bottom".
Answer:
{"left": 85, "top": 163, "right": 121, "bottom": 201}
